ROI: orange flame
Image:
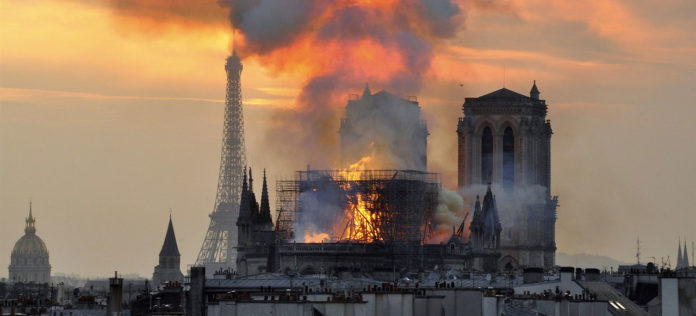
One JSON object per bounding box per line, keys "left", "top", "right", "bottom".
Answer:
{"left": 334, "top": 144, "right": 383, "bottom": 243}
{"left": 304, "top": 231, "right": 331, "bottom": 243}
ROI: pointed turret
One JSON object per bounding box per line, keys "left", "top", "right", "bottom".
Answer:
{"left": 470, "top": 184, "right": 502, "bottom": 250}
{"left": 472, "top": 195, "right": 482, "bottom": 225}
{"left": 238, "top": 170, "right": 251, "bottom": 223}
{"left": 684, "top": 242, "right": 690, "bottom": 268}
{"left": 258, "top": 169, "right": 273, "bottom": 227}
{"left": 159, "top": 215, "right": 181, "bottom": 257}
{"left": 530, "top": 80, "right": 540, "bottom": 100}
{"left": 248, "top": 168, "right": 260, "bottom": 221}
{"left": 362, "top": 83, "right": 372, "bottom": 99}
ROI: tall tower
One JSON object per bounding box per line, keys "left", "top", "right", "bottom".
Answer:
{"left": 195, "top": 51, "right": 247, "bottom": 274}
{"left": 457, "top": 82, "right": 557, "bottom": 269}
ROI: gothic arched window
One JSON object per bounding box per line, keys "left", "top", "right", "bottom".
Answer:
{"left": 503, "top": 126, "right": 515, "bottom": 189}
{"left": 481, "top": 126, "right": 493, "bottom": 182}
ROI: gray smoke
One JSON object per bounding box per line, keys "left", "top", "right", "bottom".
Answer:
{"left": 292, "top": 184, "right": 348, "bottom": 242}
{"left": 458, "top": 183, "right": 549, "bottom": 238}
{"left": 340, "top": 90, "right": 427, "bottom": 170}
{"left": 217, "top": 0, "right": 463, "bottom": 168}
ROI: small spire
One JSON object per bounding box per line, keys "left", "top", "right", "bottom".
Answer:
{"left": 530, "top": 80, "right": 540, "bottom": 100}
{"left": 259, "top": 169, "right": 272, "bottom": 226}
{"left": 684, "top": 242, "right": 690, "bottom": 267}
{"left": 678, "top": 238, "right": 684, "bottom": 269}
{"left": 25, "top": 201, "right": 36, "bottom": 234}
{"left": 487, "top": 170, "right": 493, "bottom": 192}
{"left": 362, "top": 83, "right": 372, "bottom": 98}
{"left": 248, "top": 167, "right": 254, "bottom": 193}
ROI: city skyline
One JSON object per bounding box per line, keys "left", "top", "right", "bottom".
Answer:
{"left": 2, "top": 0, "right": 696, "bottom": 277}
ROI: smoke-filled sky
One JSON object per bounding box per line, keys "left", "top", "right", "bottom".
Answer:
{"left": 1, "top": 0, "right": 695, "bottom": 278}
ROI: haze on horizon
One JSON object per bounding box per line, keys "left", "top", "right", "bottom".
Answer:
{"left": 1, "top": 0, "right": 695, "bottom": 278}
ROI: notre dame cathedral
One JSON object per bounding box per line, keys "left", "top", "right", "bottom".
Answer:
{"left": 457, "top": 82, "right": 558, "bottom": 269}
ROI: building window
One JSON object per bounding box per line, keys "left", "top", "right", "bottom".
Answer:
{"left": 503, "top": 126, "right": 515, "bottom": 189}
{"left": 481, "top": 126, "right": 493, "bottom": 182}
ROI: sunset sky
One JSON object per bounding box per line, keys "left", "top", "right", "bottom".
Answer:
{"left": 1, "top": 0, "right": 695, "bottom": 277}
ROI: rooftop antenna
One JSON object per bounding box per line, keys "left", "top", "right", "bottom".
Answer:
{"left": 636, "top": 235, "right": 641, "bottom": 265}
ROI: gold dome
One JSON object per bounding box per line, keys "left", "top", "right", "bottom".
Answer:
{"left": 11, "top": 202, "right": 49, "bottom": 258}
{"left": 12, "top": 233, "right": 49, "bottom": 257}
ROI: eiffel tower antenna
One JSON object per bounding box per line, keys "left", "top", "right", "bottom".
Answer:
{"left": 232, "top": 28, "right": 237, "bottom": 53}
{"left": 195, "top": 48, "right": 247, "bottom": 275}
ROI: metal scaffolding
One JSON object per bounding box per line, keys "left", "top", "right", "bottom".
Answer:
{"left": 275, "top": 169, "right": 440, "bottom": 245}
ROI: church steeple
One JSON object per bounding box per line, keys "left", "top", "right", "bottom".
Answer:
{"left": 159, "top": 215, "right": 180, "bottom": 257}
{"left": 153, "top": 215, "right": 184, "bottom": 285}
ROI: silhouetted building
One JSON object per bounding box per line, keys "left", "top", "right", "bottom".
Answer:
{"left": 236, "top": 168, "right": 275, "bottom": 276}
{"left": 152, "top": 216, "right": 184, "bottom": 286}
{"left": 9, "top": 202, "right": 51, "bottom": 283}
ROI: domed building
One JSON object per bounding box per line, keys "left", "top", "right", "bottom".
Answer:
{"left": 9, "top": 202, "right": 51, "bottom": 283}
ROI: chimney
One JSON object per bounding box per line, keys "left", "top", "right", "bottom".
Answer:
{"left": 188, "top": 267, "right": 206, "bottom": 316}
{"left": 523, "top": 267, "right": 544, "bottom": 284}
{"left": 585, "top": 268, "right": 600, "bottom": 281}
{"left": 107, "top": 271, "right": 123, "bottom": 316}
{"left": 560, "top": 267, "right": 574, "bottom": 282}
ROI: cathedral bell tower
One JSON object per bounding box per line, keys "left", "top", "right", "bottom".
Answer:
{"left": 457, "top": 82, "right": 558, "bottom": 269}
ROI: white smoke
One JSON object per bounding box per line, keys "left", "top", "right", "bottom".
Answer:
{"left": 458, "top": 183, "right": 549, "bottom": 242}
{"left": 433, "top": 187, "right": 465, "bottom": 231}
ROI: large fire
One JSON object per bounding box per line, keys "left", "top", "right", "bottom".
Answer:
{"left": 336, "top": 153, "right": 382, "bottom": 243}
{"left": 302, "top": 146, "right": 384, "bottom": 243}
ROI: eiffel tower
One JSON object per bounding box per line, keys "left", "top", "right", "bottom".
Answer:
{"left": 195, "top": 50, "right": 246, "bottom": 274}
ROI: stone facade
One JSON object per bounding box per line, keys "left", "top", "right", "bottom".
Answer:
{"left": 457, "top": 83, "right": 557, "bottom": 269}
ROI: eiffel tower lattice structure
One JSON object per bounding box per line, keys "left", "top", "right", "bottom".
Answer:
{"left": 195, "top": 51, "right": 246, "bottom": 274}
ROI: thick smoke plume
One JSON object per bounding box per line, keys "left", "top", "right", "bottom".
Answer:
{"left": 429, "top": 187, "right": 466, "bottom": 243}
{"left": 341, "top": 92, "right": 427, "bottom": 170}
{"left": 220, "top": 0, "right": 464, "bottom": 167}
{"left": 107, "top": 0, "right": 465, "bottom": 168}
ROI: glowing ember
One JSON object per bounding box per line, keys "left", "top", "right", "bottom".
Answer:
{"left": 304, "top": 231, "right": 331, "bottom": 243}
